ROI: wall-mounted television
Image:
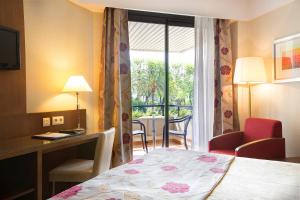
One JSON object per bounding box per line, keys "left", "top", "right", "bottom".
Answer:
{"left": 0, "top": 26, "right": 20, "bottom": 70}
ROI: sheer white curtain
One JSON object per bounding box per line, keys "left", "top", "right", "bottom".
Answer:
{"left": 192, "top": 17, "right": 215, "bottom": 152}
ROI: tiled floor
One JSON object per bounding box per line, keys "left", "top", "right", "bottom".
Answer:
{"left": 133, "top": 139, "right": 192, "bottom": 156}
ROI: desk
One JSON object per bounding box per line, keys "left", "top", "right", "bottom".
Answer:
{"left": 0, "top": 130, "right": 102, "bottom": 200}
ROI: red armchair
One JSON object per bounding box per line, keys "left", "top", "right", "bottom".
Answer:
{"left": 209, "top": 118, "right": 285, "bottom": 160}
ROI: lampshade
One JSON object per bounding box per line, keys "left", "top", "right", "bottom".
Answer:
{"left": 234, "top": 57, "right": 267, "bottom": 84}
{"left": 62, "top": 75, "right": 92, "bottom": 92}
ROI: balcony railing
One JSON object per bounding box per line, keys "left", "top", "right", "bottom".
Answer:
{"left": 132, "top": 104, "right": 192, "bottom": 117}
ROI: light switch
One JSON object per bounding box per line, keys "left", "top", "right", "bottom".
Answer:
{"left": 43, "top": 117, "right": 51, "bottom": 127}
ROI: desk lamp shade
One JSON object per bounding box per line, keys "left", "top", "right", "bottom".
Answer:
{"left": 234, "top": 57, "right": 267, "bottom": 84}
{"left": 62, "top": 75, "right": 92, "bottom": 92}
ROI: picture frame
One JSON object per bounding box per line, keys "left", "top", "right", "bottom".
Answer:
{"left": 274, "top": 33, "right": 300, "bottom": 82}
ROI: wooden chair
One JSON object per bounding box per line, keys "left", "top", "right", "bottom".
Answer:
{"left": 49, "top": 128, "right": 115, "bottom": 194}
{"left": 132, "top": 120, "right": 148, "bottom": 153}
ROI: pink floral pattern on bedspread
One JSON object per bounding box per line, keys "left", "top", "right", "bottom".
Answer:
{"left": 49, "top": 149, "right": 233, "bottom": 200}
{"left": 52, "top": 186, "right": 82, "bottom": 199}
{"left": 161, "top": 165, "right": 177, "bottom": 171}
{"left": 161, "top": 182, "right": 190, "bottom": 193}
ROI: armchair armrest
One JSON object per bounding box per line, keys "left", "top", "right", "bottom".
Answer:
{"left": 209, "top": 131, "right": 244, "bottom": 151}
{"left": 236, "top": 138, "right": 285, "bottom": 160}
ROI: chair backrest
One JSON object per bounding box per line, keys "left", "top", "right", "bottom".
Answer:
{"left": 170, "top": 115, "right": 192, "bottom": 135}
{"left": 244, "top": 118, "right": 282, "bottom": 143}
{"left": 183, "top": 115, "right": 192, "bottom": 132}
{"left": 92, "top": 128, "right": 115, "bottom": 176}
{"left": 132, "top": 120, "right": 146, "bottom": 132}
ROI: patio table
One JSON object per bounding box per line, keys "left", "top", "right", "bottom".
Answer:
{"left": 138, "top": 115, "right": 165, "bottom": 149}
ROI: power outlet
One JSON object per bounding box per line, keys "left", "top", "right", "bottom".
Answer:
{"left": 42, "top": 117, "right": 51, "bottom": 127}
{"left": 52, "top": 116, "right": 64, "bottom": 125}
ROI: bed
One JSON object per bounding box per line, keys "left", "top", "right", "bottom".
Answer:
{"left": 50, "top": 149, "right": 300, "bottom": 200}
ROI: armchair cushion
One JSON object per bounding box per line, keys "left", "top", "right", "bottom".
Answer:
{"left": 209, "top": 131, "right": 244, "bottom": 151}
{"left": 236, "top": 138, "right": 286, "bottom": 159}
{"left": 244, "top": 118, "right": 282, "bottom": 143}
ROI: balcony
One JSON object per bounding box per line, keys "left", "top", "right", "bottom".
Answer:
{"left": 132, "top": 104, "right": 193, "bottom": 155}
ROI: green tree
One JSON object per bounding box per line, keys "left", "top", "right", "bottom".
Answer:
{"left": 131, "top": 58, "right": 194, "bottom": 118}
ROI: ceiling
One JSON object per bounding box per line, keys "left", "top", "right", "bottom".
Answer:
{"left": 69, "top": 0, "right": 294, "bottom": 21}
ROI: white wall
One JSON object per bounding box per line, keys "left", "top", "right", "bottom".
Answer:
{"left": 24, "top": 0, "right": 103, "bottom": 129}
{"left": 236, "top": 0, "right": 300, "bottom": 156}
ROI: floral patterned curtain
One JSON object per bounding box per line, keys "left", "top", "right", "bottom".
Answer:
{"left": 213, "top": 19, "right": 239, "bottom": 135}
{"left": 99, "top": 7, "right": 132, "bottom": 167}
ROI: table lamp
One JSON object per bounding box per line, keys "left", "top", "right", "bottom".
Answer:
{"left": 234, "top": 57, "right": 267, "bottom": 117}
{"left": 62, "top": 75, "right": 92, "bottom": 132}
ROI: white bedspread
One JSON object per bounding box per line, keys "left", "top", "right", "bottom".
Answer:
{"left": 50, "top": 150, "right": 300, "bottom": 200}
{"left": 208, "top": 157, "right": 300, "bottom": 200}
{"left": 50, "top": 149, "right": 233, "bottom": 200}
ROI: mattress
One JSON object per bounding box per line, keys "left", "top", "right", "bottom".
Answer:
{"left": 208, "top": 157, "right": 300, "bottom": 200}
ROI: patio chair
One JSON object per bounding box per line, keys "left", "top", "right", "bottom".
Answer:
{"left": 132, "top": 120, "right": 148, "bottom": 153}
{"left": 162, "top": 115, "right": 192, "bottom": 150}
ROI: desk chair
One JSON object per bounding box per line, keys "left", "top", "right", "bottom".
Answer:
{"left": 49, "top": 128, "right": 115, "bottom": 194}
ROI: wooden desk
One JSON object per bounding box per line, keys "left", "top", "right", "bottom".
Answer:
{"left": 0, "top": 130, "right": 102, "bottom": 200}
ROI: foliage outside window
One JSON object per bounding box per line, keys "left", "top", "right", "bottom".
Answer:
{"left": 131, "top": 58, "right": 194, "bottom": 119}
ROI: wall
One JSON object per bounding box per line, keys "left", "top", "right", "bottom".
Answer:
{"left": 0, "top": 0, "right": 92, "bottom": 140}
{"left": 0, "top": 0, "right": 26, "bottom": 115}
{"left": 24, "top": 0, "right": 103, "bottom": 130}
{"left": 235, "top": 0, "right": 300, "bottom": 157}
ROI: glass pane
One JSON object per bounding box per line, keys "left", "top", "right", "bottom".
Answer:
{"left": 168, "top": 25, "right": 195, "bottom": 150}
{"left": 129, "top": 22, "right": 165, "bottom": 155}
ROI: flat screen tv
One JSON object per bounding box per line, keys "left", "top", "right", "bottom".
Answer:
{"left": 0, "top": 26, "right": 20, "bottom": 70}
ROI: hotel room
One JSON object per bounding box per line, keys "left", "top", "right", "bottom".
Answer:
{"left": 0, "top": 0, "right": 299, "bottom": 199}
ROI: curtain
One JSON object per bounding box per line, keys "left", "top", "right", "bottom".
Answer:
{"left": 99, "top": 7, "right": 132, "bottom": 167}
{"left": 192, "top": 17, "right": 215, "bottom": 152}
{"left": 213, "top": 19, "right": 238, "bottom": 135}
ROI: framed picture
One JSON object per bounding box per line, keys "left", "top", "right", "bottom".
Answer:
{"left": 274, "top": 33, "right": 300, "bottom": 82}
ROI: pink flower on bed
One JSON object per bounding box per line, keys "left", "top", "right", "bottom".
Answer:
{"left": 161, "top": 182, "right": 190, "bottom": 193}
{"left": 128, "top": 158, "right": 144, "bottom": 164}
{"left": 161, "top": 165, "right": 177, "bottom": 171}
{"left": 52, "top": 185, "right": 82, "bottom": 199}
{"left": 197, "top": 155, "right": 217, "bottom": 163}
{"left": 124, "top": 169, "right": 140, "bottom": 174}
{"left": 210, "top": 168, "right": 225, "bottom": 173}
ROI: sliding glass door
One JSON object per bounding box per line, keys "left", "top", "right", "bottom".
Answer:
{"left": 168, "top": 25, "right": 195, "bottom": 149}
{"left": 129, "top": 21, "right": 166, "bottom": 153}
{"left": 129, "top": 11, "right": 194, "bottom": 153}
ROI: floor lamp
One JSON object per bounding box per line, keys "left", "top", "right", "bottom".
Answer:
{"left": 62, "top": 75, "right": 92, "bottom": 131}
{"left": 234, "top": 57, "right": 267, "bottom": 117}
